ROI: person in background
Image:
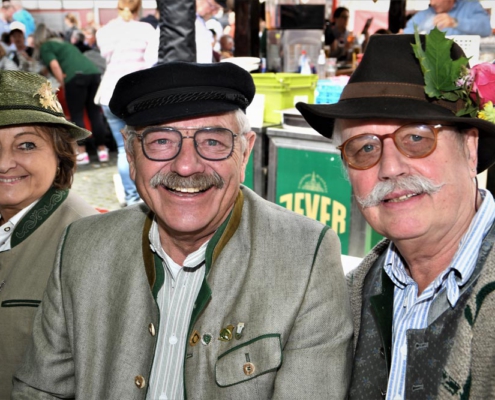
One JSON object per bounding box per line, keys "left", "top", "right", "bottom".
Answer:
{"left": 297, "top": 32, "right": 495, "bottom": 399}
{"left": 0, "top": 1, "right": 13, "bottom": 37}
{"left": 82, "top": 25, "right": 97, "bottom": 49}
{"left": 33, "top": 23, "right": 109, "bottom": 165}
{"left": 70, "top": 29, "right": 91, "bottom": 53}
{"left": 9, "top": 0, "right": 35, "bottom": 37}
{"left": 8, "top": 21, "right": 36, "bottom": 72}
{"left": 219, "top": 33, "right": 234, "bottom": 59}
{"left": 0, "top": 70, "right": 97, "bottom": 398}
{"left": 324, "top": 7, "right": 352, "bottom": 62}
{"left": 222, "top": 10, "right": 235, "bottom": 38}
{"left": 206, "top": 14, "right": 223, "bottom": 53}
{"left": 13, "top": 61, "right": 352, "bottom": 399}
{"left": 0, "top": 40, "right": 17, "bottom": 70}
{"left": 63, "top": 13, "right": 79, "bottom": 43}
{"left": 403, "top": 0, "right": 491, "bottom": 37}
{"left": 96, "top": 0, "right": 158, "bottom": 206}
{"left": 195, "top": 0, "right": 225, "bottom": 63}
{"left": 210, "top": 28, "right": 221, "bottom": 62}
{"left": 84, "top": 10, "right": 100, "bottom": 30}
{"left": 139, "top": 7, "right": 159, "bottom": 29}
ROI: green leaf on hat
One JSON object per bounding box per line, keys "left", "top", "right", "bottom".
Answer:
{"left": 412, "top": 27, "right": 469, "bottom": 101}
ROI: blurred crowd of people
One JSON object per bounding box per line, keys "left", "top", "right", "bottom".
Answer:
{"left": 324, "top": 0, "right": 492, "bottom": 64}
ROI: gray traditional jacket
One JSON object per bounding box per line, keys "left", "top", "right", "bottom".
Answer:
{"left": 12, "top": 186, "right": 353, "bottom": 400}
{"left": 0, "top": 189, "right": 97, "bottom": 399}
{"left": 347, "top": 222, "right": 495, "bottom": 399}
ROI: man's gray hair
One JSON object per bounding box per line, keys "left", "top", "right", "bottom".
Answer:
{"left": 123, "top": 109, "right": 251, "bottom": 156}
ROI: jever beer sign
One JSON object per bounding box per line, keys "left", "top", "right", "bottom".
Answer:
{"left": 275, "top": 148, "right": 352, "bottom": 254}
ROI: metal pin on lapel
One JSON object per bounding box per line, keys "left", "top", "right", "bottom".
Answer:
{"left": 218, "top": 324, "right": 235, "bottom": 341}
{"left": 235, "top": 322, "right": 244, "bottom": 340}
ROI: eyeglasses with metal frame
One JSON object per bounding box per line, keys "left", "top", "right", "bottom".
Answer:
{"left": 337, "top": 124, "right": 450, "bottom": 170}
{"left": 132, "top": 126, "right": 238, "bottom": 162}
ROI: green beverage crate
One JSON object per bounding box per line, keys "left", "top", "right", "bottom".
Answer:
{"left": 251, "top": 73, "right": 318, "bottom": 124}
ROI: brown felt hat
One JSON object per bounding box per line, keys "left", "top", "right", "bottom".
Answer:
{"left": 296, "top": 34, "right": 495, "bottom": 173}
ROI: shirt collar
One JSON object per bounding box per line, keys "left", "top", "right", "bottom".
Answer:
{"left": 385, "top": 188, "right": 495, "bottom": 306}
{"left": 0, "top": 200, "right": 40, "bottom": 252}
{"left": 149, "top": 218, "right": 208, "bottom": 280}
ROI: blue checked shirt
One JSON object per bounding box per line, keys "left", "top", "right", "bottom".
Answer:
{"left": 384, "top": 189, "right": 495, "bottom": 400}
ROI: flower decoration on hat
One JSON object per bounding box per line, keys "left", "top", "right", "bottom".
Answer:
{"left": 33, "top": 81, "right": 63, "bottom": 113}
{"left": 413, "top": 27, "right": 495, "bottom": 123}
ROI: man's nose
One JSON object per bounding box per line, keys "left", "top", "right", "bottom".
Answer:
{"left": 169, "top": 138, "right": 204, "bottom": 176}
{"left": 378, "top": 138, "right": 409, "bottom": 179}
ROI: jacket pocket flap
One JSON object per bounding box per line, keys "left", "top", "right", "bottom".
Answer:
{"left": 215, "top": 333, "right": 282, "bottom": 387}
{"left": 1, "top": 299, "right": 41, "bottom": 307}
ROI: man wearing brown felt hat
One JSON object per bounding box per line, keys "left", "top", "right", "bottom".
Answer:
{"left": 297, "top": 30, "right": 495, "bottom": 399}
{"left": 13, "top": 61, "right": 353, "bottom": 399}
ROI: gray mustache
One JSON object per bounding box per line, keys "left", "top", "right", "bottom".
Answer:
{"left": 150, "top": 171, "right": 225, "bottom": 191}
{"left": 356, "top": 175, "right": 444, "bottom": 208}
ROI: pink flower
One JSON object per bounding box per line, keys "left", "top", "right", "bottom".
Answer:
{"left": 469, "top": 63, "right": 495, "bottom": 106}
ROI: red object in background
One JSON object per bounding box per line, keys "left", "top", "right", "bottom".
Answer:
{"left": 56, "top": 86, "right": 92, "bottom": 131}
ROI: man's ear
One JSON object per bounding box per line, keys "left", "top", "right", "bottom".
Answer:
{"left": 122, "top": 130, "right": 137, "bottom": 181}
{"left": 464, "top": 127, "right": 479, "bottom": 176}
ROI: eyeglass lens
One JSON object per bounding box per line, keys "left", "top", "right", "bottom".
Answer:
{"left": 342, "top": 124, "right": 437, "bottom": 169}
{"left": 142, "top": 127, "right": 235, "bottom": 161}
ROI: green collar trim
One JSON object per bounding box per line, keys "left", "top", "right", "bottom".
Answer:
{"left": 206, "top": 189, "right": 244, "bottom": 275}
{"left": 11, "top": 188, "right": 68, "bottom": 248}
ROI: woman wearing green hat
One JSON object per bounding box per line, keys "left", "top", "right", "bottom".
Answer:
{"left": 0, "top": 70, "right": 97, "bottom": 398}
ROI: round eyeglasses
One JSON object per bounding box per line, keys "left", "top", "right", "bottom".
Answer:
{"left": 133, "top": 127, "right": 238, "bottom": 162}
{"left": 337, "top": 124, "right": 449, "bottom": 170}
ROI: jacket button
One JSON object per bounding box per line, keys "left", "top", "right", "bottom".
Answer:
{"left": 149, "top": 323, "right": 156, "bottom": 337}
{"left": 135, "top": 375, "right": 146, "bottom": 389}
{"left": 243, "top": 362, "right": 255, "bottom": 376}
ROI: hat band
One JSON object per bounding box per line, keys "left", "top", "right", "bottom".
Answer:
{"left": 340, "top": 82, "right": 464, "bottom": 114}
{"left": 126, "top": 86, "right": 249, "bottom": 115}
{"left": 0, "top": 104, "right": 65, "bottom": 118}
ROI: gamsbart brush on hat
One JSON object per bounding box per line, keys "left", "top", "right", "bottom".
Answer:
{"left": 0, "top": 70, "right": 90, "bottom": 140}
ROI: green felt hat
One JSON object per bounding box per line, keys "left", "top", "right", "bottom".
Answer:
{"left": 0, "top": 70, "right": 90, "bottom": 140}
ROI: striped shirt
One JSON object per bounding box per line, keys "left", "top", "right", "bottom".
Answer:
{"left": 146, "top": 220, "right": 207, "bottom": 400}
{"left": 384, "top": 189, "right": 495, "bottom": 400}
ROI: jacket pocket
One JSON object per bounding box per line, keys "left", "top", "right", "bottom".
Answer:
{"left": 1, "top": 299, "right": 41, "bottom": 307}
{"left": 215, "top": 333, "right": 282, "bottom": 387}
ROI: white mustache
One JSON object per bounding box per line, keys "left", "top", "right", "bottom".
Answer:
{"left": 356, "top": 175, "right": 444, "bottom": 208}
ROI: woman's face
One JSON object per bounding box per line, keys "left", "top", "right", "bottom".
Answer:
{"left": 0, "top": 125, "right": 58, "bottom": 221}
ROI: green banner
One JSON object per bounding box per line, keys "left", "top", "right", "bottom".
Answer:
{"left": 243, "top": 153, "right": 254, "bottom": 190}
{"left": 275, "top": 148, "right": 352, "bottom": 254}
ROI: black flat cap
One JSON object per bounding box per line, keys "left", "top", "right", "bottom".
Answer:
{"left": 109, "top": 61, "right": 255, "bottom": 126}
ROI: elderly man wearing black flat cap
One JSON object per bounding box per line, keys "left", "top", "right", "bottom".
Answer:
{"left": 12, "top": 62, "right": 353, "bottom": 399}
{"left": 297, "top": 29, "right": 495, "bottom": 399}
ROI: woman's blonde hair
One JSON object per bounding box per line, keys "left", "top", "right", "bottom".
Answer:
{"left": 32, "top": 23, "right": 61, "bottom": 49}
{"left": 118, "top": 0, "right": 142, "bottom": 22}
